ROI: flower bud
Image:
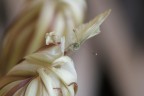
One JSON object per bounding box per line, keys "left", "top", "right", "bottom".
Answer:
{"left": 0, "top": 43, "right": 77, "bottom": 96}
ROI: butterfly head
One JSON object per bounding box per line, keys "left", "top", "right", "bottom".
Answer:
{"left": 72, "top": 42, "right": 80, "bottom": 50}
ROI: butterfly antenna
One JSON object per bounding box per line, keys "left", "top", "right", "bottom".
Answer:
{"left": 73, "top": 29, "right": 79, "bottom": 43}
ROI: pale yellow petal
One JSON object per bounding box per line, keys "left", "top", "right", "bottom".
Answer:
{"left": 25, "top": 78, "right": 39, "bottom": 96}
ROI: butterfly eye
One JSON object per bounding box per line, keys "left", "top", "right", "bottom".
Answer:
{"left": 73, "top": 43, "right": 80, "bottom": 50}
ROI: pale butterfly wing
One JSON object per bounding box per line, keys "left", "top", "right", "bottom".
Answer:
{"left": 74, "top": 9, "right": 111, "bottom": 44}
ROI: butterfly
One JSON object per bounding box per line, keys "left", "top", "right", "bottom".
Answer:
{"left": 67, "top": 9, "right": 111, "bottom": 51}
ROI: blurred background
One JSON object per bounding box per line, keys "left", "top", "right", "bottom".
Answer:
{"left": 0, "top": 0, "right": 144, "bottom": 96}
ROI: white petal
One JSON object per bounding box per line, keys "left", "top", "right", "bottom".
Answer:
{"left": 25, "top": 78, "right": 39, "bottom": 96}
{"left": 0, "top": 80, "right": 22, "bottom": 96}
{"left": 60, "top": 36, "right": 65, "bottom": 54}
{"left": 13, "top": 86, "right": 26, "bottom": 96}
{"left": 75, "top": 9, "right": 111, "bottom": 41}
{"left": 53, "top": 56, "right": 77, "bottom": 78}
{"left": 37, "top": 68, "right": 56, "bottom": 96}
